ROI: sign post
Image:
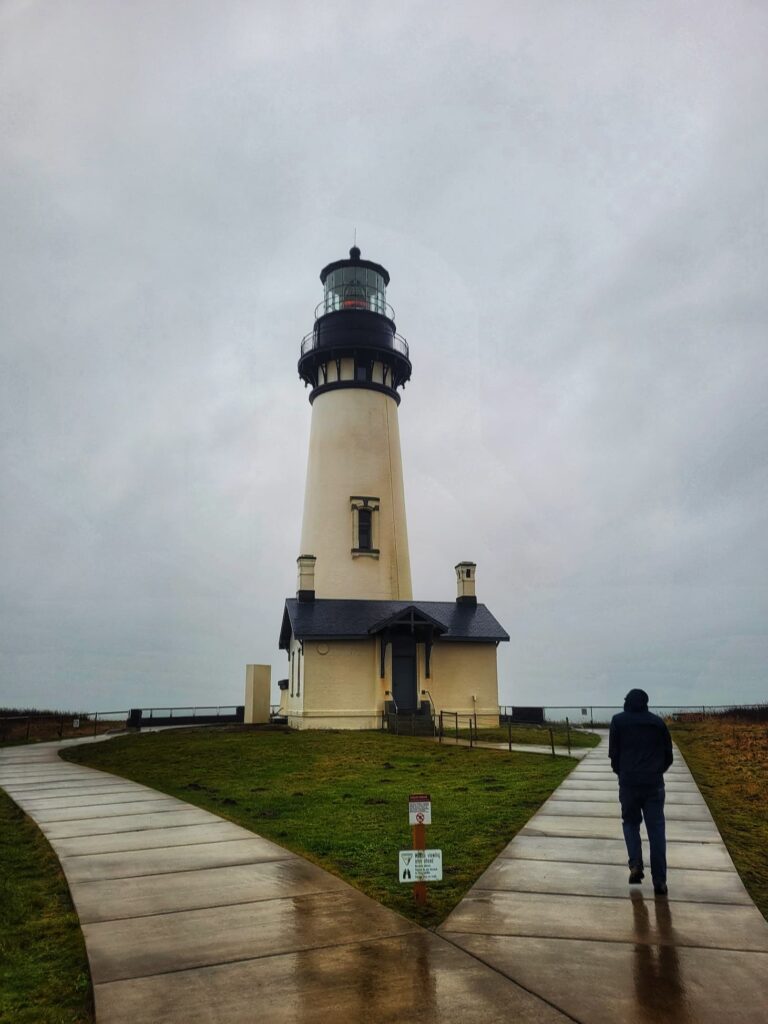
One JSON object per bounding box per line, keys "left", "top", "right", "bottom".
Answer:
{"left": 408, "top": 793, "right": 431, "bottom": 906}
{"left": 413, "top": 822, "right": 426, "bottom": 906}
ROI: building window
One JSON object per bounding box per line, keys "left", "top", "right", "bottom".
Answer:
{"left": 355, "top": 361, "right": 371, "bottom": 382}
{"left": 350, "top": 496, "right": 380, "bottom": 557}
{"left": 358, "top": 508, "right": 372, "bottom": 550}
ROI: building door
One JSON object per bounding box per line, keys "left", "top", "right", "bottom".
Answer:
{"left": 391, "top": 634, "right": 418, "bottom": 711}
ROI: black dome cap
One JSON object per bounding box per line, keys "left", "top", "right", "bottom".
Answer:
{"left": 320, "top": 246, "right": 390, "bottom": 286}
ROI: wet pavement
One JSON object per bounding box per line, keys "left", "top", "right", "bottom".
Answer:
{"left": 0, "top": 737, "right": 568, "bottom": 1023}
{"left": 439, "top": 734, "right": 768, "bottom": 1023}
{"left": 2, "top": 732, "right": 767, "bottom": 1022}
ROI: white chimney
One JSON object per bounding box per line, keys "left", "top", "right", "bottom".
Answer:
{"left": 455, "top": 561, "right": 477, "bottom": 606}
{"left": 297, "top": 554, "right": 317, "bottom": 602}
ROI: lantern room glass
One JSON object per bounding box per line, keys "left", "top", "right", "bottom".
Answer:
{"left": 323, "top": 267, "right": 387, "bottom": 315}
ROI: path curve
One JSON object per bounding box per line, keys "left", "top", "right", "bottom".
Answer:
{"left": 2, "top": 732, "right": 766, "bottom": 1022}
{"left": 0, "top": 736, "right": 568, "bottom": 1024}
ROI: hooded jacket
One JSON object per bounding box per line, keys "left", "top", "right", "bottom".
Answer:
{"left": 608, "top": 689, "right": 673, "bottom": 786}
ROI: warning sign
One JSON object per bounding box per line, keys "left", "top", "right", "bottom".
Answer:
{"left": 399, "top": 849, "right": 442, "bottom": 882}
{"left": 408, "top": 793, "right": 432, "bottom": 826}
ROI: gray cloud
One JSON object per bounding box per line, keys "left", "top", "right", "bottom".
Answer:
{"left": 1, "top": 1, "right": 766, "bottom": 710}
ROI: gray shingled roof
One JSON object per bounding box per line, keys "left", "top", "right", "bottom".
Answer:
{"left": 279, "top": 599, "right": 509, "bottom": 650}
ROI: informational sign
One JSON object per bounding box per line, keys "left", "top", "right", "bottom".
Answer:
{"left": 399, "top": 849, "right": 443, "bottom": 882}
{"left": 73, "top": 718, "right": 80, "bottom": 729}
{"left": 581, "top": 708, "right": 588, "bottom": 716}
{"left": 408, "top": 792, "right": 432, "bottom": 826}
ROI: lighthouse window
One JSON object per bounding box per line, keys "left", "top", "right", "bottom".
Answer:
{"left": 355, "top": 361, "right": 371, "bottom": 382}
{"left": 323, "top": 266, "right": 387, "bottom": 315}
{"left": 358, "top": 509, "right": 372, "bottom": 551}
{"left": 350, "top": 496, "right": 380, "bottom": 557}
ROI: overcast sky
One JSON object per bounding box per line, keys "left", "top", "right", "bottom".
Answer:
{"left": 2, "top": 1, "right": 766, "bottom": 713}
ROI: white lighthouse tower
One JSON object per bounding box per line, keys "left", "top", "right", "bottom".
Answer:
{"left": 297, "top": 246, "right": 412, "bottom": 601}
{"left": 276, "top": 246, "right": 508, "bottom": 730}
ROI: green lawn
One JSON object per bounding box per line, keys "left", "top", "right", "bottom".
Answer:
{"left": 63, "top": 727, "right": 575, "bottom": 927}
{"left": 671, "top": 719, "right": 768, "bottom": 920}
{"left": 0, "top": 791, "right": 93, "bottom": 1024}
{"left": 452, "top": 725, "right": 601, "bottom": 749}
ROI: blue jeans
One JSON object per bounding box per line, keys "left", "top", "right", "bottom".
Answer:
{"left": 619, "top": 783, "right": 667, "bottom": 885}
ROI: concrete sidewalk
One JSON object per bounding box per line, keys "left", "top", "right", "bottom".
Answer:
{"left": 2, "top": 733, "right": 766, "bottom": 1022}
{"left": 439, "top": 735, "right": 768, "bottom": 1024}
{"left": 0, "top": 737, "right": 568, "bottom": 1024}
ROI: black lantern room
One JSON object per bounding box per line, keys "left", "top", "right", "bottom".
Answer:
{"left": 298, "top": 247, "right": 412, "bottom": 404}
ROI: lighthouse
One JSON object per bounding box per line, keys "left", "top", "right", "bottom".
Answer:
{"left": 277, "top": 247, "right": 508, "bottom": 730}
{"left": 297, "top": 246, "right": 412, "bottom": 601}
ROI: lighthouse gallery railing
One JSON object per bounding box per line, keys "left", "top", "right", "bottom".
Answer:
{"left": 300, "top": 330, "right": 409, "bottom": 359}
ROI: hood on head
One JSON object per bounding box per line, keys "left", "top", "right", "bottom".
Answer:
{"left": 624, "top": 689, "right": 649, "bottom": 712}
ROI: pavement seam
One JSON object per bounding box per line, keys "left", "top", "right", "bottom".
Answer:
{"left": 494, "top": 855, "right": 737, "bottom": 873}
{"left": 540, "top": 813, "right": 715, "bottom": 822}
{"left": 65, "top": 852, "right": 298, "bottom": 883}
{"left": 33, "top": 805, "right": 199, "bottom": 824}
{"left": 4, "top": 786, "right": 153, "bottom": 797}
{"left": 469, "top": 886, "right": 751, "bottom": 906}
{"left": 56, "top": 834, "right": 254, "bottom": 857}
{"left": 521, "top": 830, "right": 719, "bottom": 844}
{"left": 440, "top": 928, "right": 768, "bottom": 955}
{"left": 550, "top": 792, "right": 700, "bottom": 797}
{"left": 89, "top": 926, "right": 420, "bottom": 984}
{"left": 0, "top": 773, "right": 93, "bottom": 780}
{"left": 76, "top": 885, "right": 347, "bottom": 924}
{"left": 38, "top": 818, "right": 220, "bottom": 839}
{"left": 19, "top": 794, "right": 178, "bottom": 810}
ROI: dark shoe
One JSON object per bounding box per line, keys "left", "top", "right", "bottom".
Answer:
{"left": 628, "top": 865, "right": 645, "bottom": 884}
{"left": 654, "top": 883, "right": 668, "bottom": 896}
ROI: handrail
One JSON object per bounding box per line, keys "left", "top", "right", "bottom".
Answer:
{"left": 300, "top": 329, "right": 409, "bottom": 359}
{"left": 499, "top": 703, "right": 768, "bottom": 712}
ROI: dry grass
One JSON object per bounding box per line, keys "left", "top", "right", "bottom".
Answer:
{"left": 0, "top": 712, "right": 124, "bottom": 746}
{"left": 671, "top": 718, "right": 768, "bottom": 919}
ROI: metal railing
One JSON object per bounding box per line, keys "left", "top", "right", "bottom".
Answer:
{"left": 141, "top": 705, "right": 240, "bottom": 720}
{"left": 438, "top": 711, "right": 561, "bottom": 757}
{"left": 499, "top": 703, "right": 768, "bottom": 727}
{"left": 0, "top": 704, "right": 246, "bottom": 744}
{"left": 133, "top": 706, "right": 244, "bottom": 728}
{"left": 438, "top": 711, "right": 477, "bottom": 747}
{"left": 0, "top": 711, "right": 131, "bottom": 744}
{"left": 300, "top": 329, "right": 409, "bottom": 359}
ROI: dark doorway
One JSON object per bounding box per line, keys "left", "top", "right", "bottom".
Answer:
{"left": 391, "top": 634, "right": 418, "bottom": 711}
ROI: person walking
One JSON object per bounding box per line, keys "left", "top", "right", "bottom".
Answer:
{"left": 609, "top": 689, "right": 674, "bottom": 895}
